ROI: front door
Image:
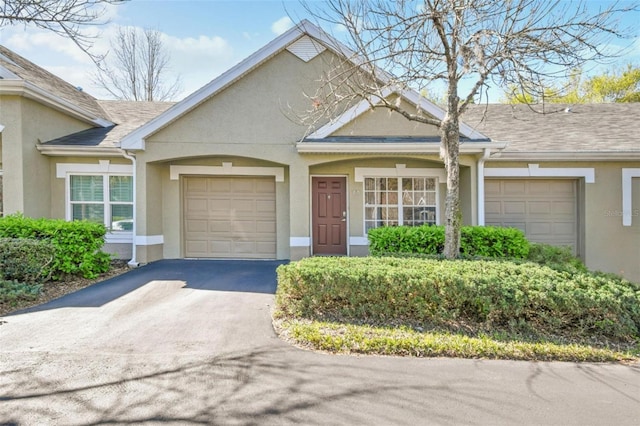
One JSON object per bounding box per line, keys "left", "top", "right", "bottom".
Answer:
{"left": 312, "top": 176, "right": 347, "bottom": 255}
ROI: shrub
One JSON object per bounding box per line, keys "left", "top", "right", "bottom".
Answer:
{"left": 368, "top": 225, "right": 530, "bottom": 259}
{"left": 0, "top": 238, "right": 55, "bottom": 284}
{"left": 276, "top": 257, "right": 640, "bottom": 342}
{"left": 527, "top": 242, "right": 587, "bottom": 274}
{"left": 0, "top": 214, "right": 111, "bottom": 279}
{"left": 0, "top": 280, "right": 42, "bottom": 304}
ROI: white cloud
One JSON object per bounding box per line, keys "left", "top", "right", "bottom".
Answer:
{"left": 271, "top": 16, "right": 293, "bottom": 35}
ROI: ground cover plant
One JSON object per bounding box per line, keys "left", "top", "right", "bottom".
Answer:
{"left": 274, "top": 255, "right": 640, "bottom": 362}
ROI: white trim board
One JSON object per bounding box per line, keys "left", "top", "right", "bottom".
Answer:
{"left": 135, "top": 235, "right": 164, "bottom": 246}
{"left": 170, "top": 163, "right": 285, "bottom": 182}
{"left": 354, "top": 164, "right": 447, "bottom": 182}
{"left": 484, "top": 164, "right": 595, "bottom": 183}
{"left": 290, "top": 237, "right": 311, "bottom": 247}
{"left": 349, "top": 236, "right": 369, "bottom": 246}
{"left": 56, "top": 160, "right": 133, "bottom": 178}
{"left": 622, "top": 169, "right": 640, "bottom": 226}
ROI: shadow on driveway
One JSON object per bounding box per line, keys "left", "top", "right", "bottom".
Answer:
{"left": 11, "top": 259, "right": 287, "bottom": 315}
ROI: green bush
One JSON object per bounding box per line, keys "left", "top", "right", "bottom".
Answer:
{"left": 0, "top": 280, "right": 42, "bottom": 304}
{"left": 527, "top": 243, "right": 587, "bottom": 274}
{"left": 0, "top": 214, "right": 111, "bottom": 279}
{"left": 0, "top": 238, "right": 55, "bottom": 284}
{"left": 368, "top": 225, "right": 530, "bottom": 258}
{"left": 276, "top": 257, "right": 640, "bottom": 342}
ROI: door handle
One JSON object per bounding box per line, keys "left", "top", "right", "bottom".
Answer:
{"left": 342, "top": 211, "right": 346, "bottom": 222}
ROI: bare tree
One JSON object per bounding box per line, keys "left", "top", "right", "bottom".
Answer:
{"left": 94, "top": 26, "right": 181, "bottom": 101}
{"left": 302, "top": 0, "right": 635, "bottom": 258}
{"left": 0, "top": 0, "right": 127, "bottom": 58}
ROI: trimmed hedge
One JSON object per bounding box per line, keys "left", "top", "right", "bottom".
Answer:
{"left": 0, "top": 214, "right": 111, "bottom": 279}
{"left": 276, "top": 257, "right": 640, "bottom": 342}
{"left": 0, "top": 238, "right": 55, "bottom": 284}
{"left": 368, "top": 225, "right": 530, "bottom": 258}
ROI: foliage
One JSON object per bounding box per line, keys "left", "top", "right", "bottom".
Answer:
{"left": 526, "top": 243, "right": 587, "bottom": 274}
{"left": 279, "top": 319, "right": 638, "bottom": 362}
{"left": 0, "top": 238, "right": 55, "bottom": 284}
{"left": 0, "top": 280, "right": 42, "bottom": 305}
{"left": 503, "top": 64, "right": 640, "bottom": 103}
{"left": 276, "top": 257, "right": 640, "bottom": 343}
{"left": 367, "top": 225, "right": 530, "bottom": 259}
{"left": 0, "top": 214, "right": 111, "bottom": 279}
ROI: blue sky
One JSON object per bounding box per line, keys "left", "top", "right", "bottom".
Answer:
{"left": 1, "top": 0, "right": 639, "bottom": 102}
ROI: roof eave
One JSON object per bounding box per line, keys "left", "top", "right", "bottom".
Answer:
{"left": 36, "top": 144, "right": 123, "bottom": 157}
{"left": 490, "top": 151, "right": 640, "bottom": 161}
{"left": 296, "top": 141, "right": 507, "bottom": 154}
{"left": 0, "top": 80, "right": 113, "bottom": 127}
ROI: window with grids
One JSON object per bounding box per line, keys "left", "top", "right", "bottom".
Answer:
{"left": 364, "top": 177, "right": 437, "bottom": 231}
{"left": 70, "top": 175, "right": 133, "bottom": 231}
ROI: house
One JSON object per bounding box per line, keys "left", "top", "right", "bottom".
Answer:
{"left": 1, "top": 21, "right": 639, "bottom": 282}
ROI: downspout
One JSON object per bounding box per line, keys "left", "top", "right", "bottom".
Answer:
{"left": 477, "top": 148, "right": 491, "bottom": 226}
{"left": 121, "top": 150, "right": 139, "bottom": 267}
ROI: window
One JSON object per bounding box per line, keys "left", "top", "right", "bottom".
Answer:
{"left": 70, "top": 175, "right": 133, "bottom": 231}
{"left": 364, "top": 177, "right": 437, "bottom": 231}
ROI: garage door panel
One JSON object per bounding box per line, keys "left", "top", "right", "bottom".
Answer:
{"left": 486, "top": 179, "right": 578, "bottom": 254}
{"left": 184, "top": 176, "right": 276, "bottom": 259}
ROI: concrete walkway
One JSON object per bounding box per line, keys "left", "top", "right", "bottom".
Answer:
{"left": 1, "top": 260, "right": 638, "bottom": 425}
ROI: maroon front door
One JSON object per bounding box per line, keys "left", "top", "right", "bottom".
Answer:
{"left": 312, "top": 176, "right": 347, "bottom": 255}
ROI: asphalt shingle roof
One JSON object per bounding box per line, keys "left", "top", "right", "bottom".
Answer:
{"left": 462, "top": 103, "right": 640, "bottom": 153}
{"left": 0, "top": 45, "right": 108, "bottom": 120}
{"left": 43, "top": 100, "right": 175, "bottom": 147}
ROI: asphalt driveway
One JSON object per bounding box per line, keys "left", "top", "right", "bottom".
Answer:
{"left": 1, "top": 259, "right": 638, "bottom": 425}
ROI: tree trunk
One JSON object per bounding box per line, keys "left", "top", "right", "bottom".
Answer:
{"left": 441, "top": 89, "right": 462, "bottom": 258}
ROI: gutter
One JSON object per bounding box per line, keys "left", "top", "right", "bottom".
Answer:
{"left": 121, "top": 150, "right": 139, "bottom": 267}
{"left": 477, "top": 148, "right": 491, "bottom": 226}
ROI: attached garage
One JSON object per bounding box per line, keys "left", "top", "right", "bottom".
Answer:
{"left": 485, "top": 179, "right": 579, "bottom": 254}
{"left": 183, "top": 176, "right": 276, "bottom": 258}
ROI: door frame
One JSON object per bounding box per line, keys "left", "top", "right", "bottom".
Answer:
{"left": 310, "top": 174, "right": 349, "bottom": 256}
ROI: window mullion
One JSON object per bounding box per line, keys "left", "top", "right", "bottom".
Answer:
{"left": 104, "top": 174, "right": 110, "bottom": 228}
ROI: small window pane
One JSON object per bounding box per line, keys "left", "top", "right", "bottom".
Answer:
{"left": 365, "top": 178, "right": 375, "bottom": 191}
{"left": 71, "top": 176, "right": 103, "bottom": 202}
{"left": 72, "top": 204, "right": 104, "bottom": 223}
{"left": 110, "top": 176, "right": 133, "bottom": 202}
{"left": 111, "top": 205, "right": 133, "bottom": 230}
{"left": 387, "top": 178, "right": 398, "bottom": 191}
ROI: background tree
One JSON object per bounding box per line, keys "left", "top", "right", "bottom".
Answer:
{"left": 302, "top": 0, "right": 634, "bottom": 258}
{"left": 94, "top": 26, "right": 181, "bottom": 101}
{"left": 0, "top": 0, "right": 127, "bottom": 59}
{"left": 504, "top": 64, "right": 640, "bottom": 103}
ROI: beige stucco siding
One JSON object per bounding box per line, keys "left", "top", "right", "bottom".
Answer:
{"left": 1, "top": 96, "right": 94, "bottom": 217}
{"left": 334, "top": 95, "right": 441, "bottom": 137}
{"left": 485, "top": 161, "right": 640, "bottom": 282}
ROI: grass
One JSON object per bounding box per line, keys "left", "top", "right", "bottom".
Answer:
{"left": 275, "top": 318, "right": 640, "bottom": 363}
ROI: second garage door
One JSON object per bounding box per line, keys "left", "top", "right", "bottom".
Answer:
{"left": 485, "top": 179, "right": 579, "bottom": 253}
{"left": 183, "top": 176, "right": 276, "bottom": 258}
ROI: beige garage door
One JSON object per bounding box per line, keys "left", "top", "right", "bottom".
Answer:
{"left": 183, "top": 176, "right": 276, "bottom": 258}
{"left": 485, "top": 179, "right": 578, "bottom": 253}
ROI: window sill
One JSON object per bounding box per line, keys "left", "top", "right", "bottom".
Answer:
{"left": 105, "top": 232, "right": 133, "bottom": 244}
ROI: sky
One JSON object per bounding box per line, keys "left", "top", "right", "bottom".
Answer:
{"left": 1, "top": 0, "right": 639, "bottom": 102}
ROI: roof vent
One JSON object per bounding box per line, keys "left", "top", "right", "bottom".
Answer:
{"left": 286, "top": 35, "right": 326, "bottom": 62}
{"left": 76, "top": 86, "right": 83, "bottom": 92}
{"left": 564, "top": 107, "right": 572, "bottom": 113}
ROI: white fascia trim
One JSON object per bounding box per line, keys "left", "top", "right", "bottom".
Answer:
{"left": 170, "top": 162, "right": 285, "bottom": 182}
{"left": 121, "top": 21, "right": 337, "bottom": 151}
{"left": 56, "top": 160, "right": 133, "bottom": 178}
{"left": 484, "top": 164, "right": 595, "bottom": 183}
{"left": 0, "top": 80, "right": 113, "bottom": 127}
{"left": 290, "top": 237, "right": 311, "bottom": 247}
{"left": 306, "top": 86, "right": 489, "bottom": 141}
{"left": 38, "top": 145, "right": 123, "bottom": 157}
{"left": 349, "top": 236, "right": 369, "bottom": 246}
{"left": 490, "top": 151, "right": 640, "bottom": 161}
{"left": 354, "top": 164, "right": 447, "bottom": 182}
{"left": 622, "top": 169, "right": 640, "bottom": 226}
{"left": 135, "top": 235, "right": 164, "bottom": 246}
{"left": 297, "top": 142, "right": 504, "bottom": 154}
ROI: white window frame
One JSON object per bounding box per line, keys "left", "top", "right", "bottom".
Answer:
{"left": 57, "top": 161, "right": 134, "bottom": 243}
{"left": 363, "top": 176, "right": 440, "bottom": 231}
